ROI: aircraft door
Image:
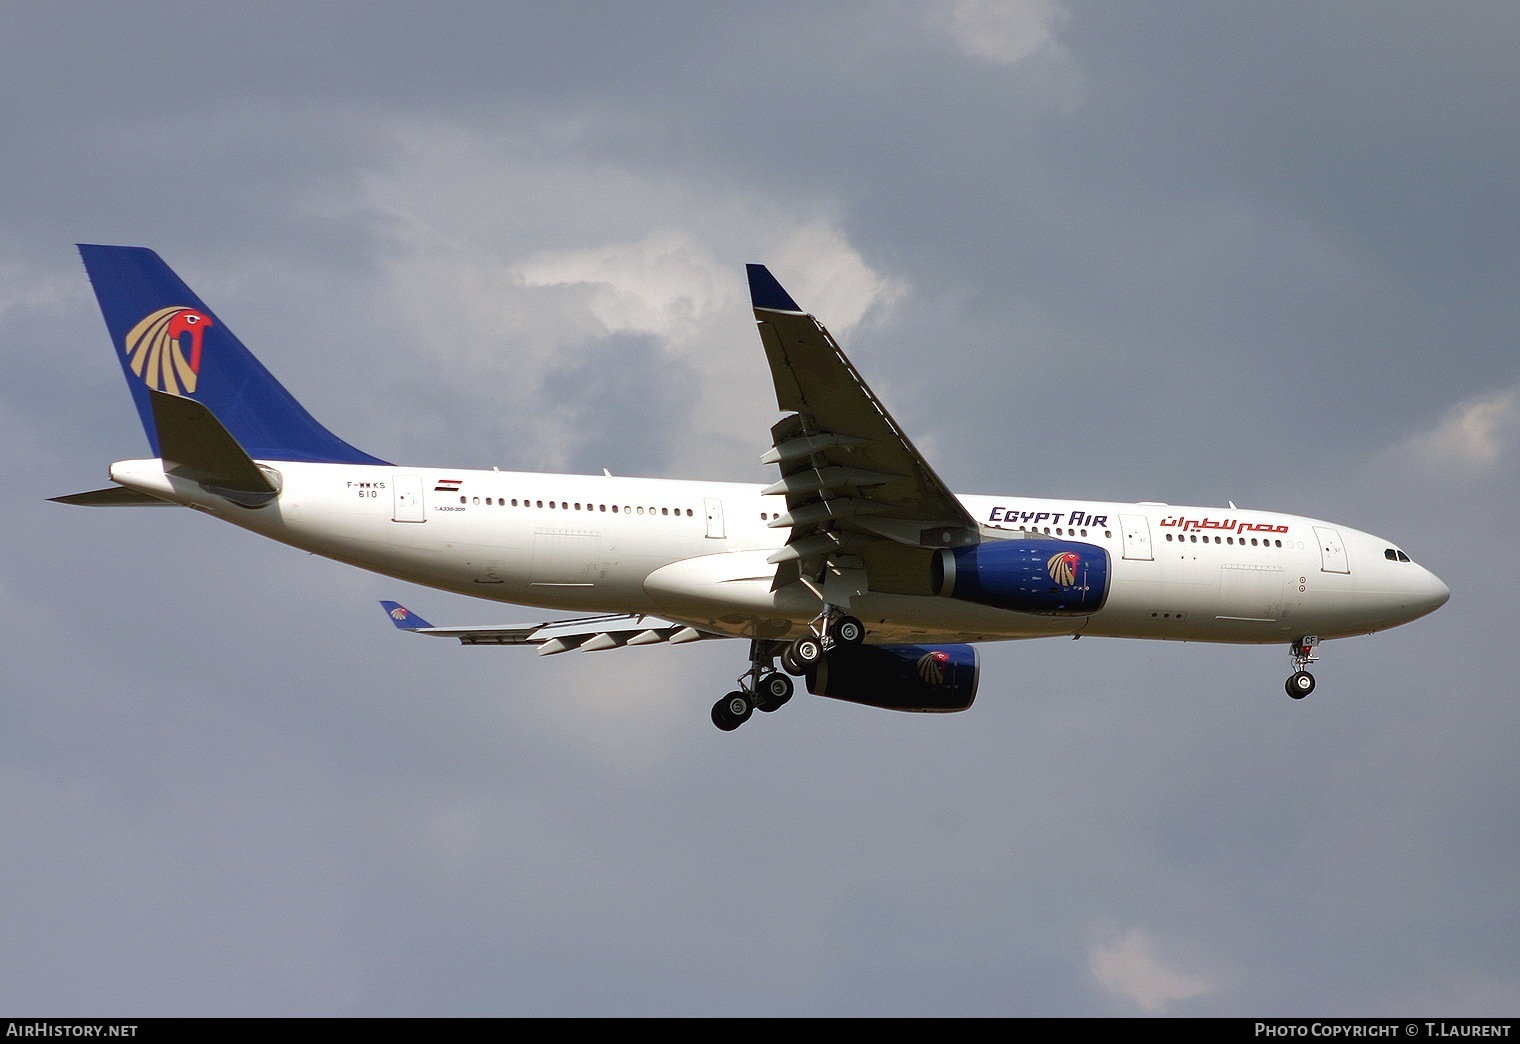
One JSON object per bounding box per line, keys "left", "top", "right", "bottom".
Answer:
{"left": 704, "top": 498, "right": 726, "bottom": 539}
{"left": 393, "top": 474, "right": 425, "bottom": 522}
{"left": 1313, "top": 526, "right": 1350, "bottom": 573}
{"left": 1119, "top": 514, "right": 1153, "bottom": 561}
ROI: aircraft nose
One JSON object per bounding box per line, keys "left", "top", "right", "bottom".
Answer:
{"left": 1413, "top": 566, "right": 1450, "bottom": 616}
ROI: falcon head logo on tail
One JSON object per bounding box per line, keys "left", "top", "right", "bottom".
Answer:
{"left": 123, "top": 306, "right": 213, "bottom": 396}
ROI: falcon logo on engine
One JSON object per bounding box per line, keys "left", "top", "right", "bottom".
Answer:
{"left": 1047, "top": 552, "right": 1080, "bottom": 587}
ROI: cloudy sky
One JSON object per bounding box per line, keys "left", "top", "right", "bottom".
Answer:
{"left": 2, "top": 1, "right": 1517, "bottom": 1016}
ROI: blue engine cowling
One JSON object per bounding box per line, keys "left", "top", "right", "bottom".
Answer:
{"left": 806, "top": 643, "right": 979, "bottom": 712}
{"left": 935, "top": 538, "right": 1110, "bottom": 615}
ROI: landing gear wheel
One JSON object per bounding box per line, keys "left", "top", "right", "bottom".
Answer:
{"left": 834, "top": 615, "right": 865, "bottom": 647}
{"left": 1286, "top": 671, "right": 1315, "bottom": 700}
{"left": 790, "top": 634, "right": 824, "bottom": 667}
{"left": 780, "top": 644, "right": 806, "bottom": 676}
{"left": 755, "top": 672, "right": 794, "bottom": 712}
{"left": 712, "top": 691, "right": 753, "bottom": 730}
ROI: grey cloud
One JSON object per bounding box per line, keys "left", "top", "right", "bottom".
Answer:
{"left": 2, "top": 1, "right": 1516, "bottom": 1016}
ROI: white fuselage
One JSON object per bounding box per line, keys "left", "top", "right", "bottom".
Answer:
{"left": 109, "top": 458, "right": 1450, "bottom": 647}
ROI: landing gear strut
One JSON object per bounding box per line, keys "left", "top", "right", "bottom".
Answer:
{"left": 781, "top": 610, "right": 864, "bottom": 674}
{"left": 1285, "top": 635, "right": 1319, "bottom": 700}
{"left": 712, "top": 639, "right": 795, "bottom": 731}
{"left": 713, "top": 613, "right": 869, "bottom": 730}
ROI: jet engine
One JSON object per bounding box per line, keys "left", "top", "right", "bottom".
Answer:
{"left": 934, "top": 538, "right": 1110, "bottom": 615}
{"left": 806, "top": 643, "right": 979, "bottom": 712}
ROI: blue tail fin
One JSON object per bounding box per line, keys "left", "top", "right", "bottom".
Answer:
{"left": 78, "top": 244, "right": 389, "bottom": 465}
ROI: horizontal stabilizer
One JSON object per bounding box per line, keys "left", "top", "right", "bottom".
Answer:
{"left": 150, "top": 389, "right": 278, "bottom": 501}
{"left": 50, "top": 485, "right": 174, "bottom": 507}
{"left": 378, "top": 602, "right": 725, "bottom": 650}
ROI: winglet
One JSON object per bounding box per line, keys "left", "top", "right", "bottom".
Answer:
{"left": 380, "top": 601, "right": 433, "bottom": 630}
{"left": 746, "top": 264, "right": 803, "bottom": 313}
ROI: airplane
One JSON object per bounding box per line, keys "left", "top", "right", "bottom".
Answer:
{"left": 55, "top": 244, "right": 1450, "bottom": 730}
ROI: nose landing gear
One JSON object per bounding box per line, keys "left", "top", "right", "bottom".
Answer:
{"left": 1285, "top": 635, "right": 1319, "bottom": 699}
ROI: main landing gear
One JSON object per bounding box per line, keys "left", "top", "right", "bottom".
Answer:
{"left": 779, "top": 610, "right": 864, "bottom": 673}
{"left": 711, "top": 612, "right": 867, "bottom": 731}
{"left": 1285, "top": 635, "right": 1319, "bottom": 699}
{"left": 711, "top": 638, "right": 796, "bottom": 731}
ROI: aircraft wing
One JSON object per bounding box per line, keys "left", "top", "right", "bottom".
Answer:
{"left": 747, "top": 266, "right": 980, "bottom": 593}
{"left": 379, "top": 602, "right": 725, "bottom": 654}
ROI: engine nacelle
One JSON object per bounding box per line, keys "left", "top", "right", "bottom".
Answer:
{"left": 935, "top": 538, "right": 1110, "bottom": 615}
{"left": 806, "top": 643, "right": 979, "bottom": 712}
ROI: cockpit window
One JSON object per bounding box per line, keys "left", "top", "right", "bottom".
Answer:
{"left": 1385, "top": 548, "right": 1412, "bottom": 563}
